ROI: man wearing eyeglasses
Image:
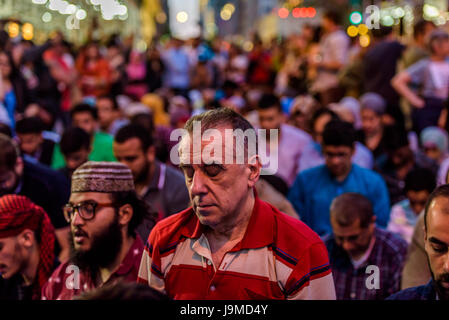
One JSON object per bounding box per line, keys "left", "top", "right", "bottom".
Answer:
{"left": 288, "top": 120, "right": 390, "bottom": 236}
{"left": 323, "top": 193, "right": 408, "bottom": 300}
{"left": 41, "top": 161, "right": 152, "bottom": 300}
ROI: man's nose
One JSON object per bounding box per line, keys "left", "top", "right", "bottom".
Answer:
{"left": 190, "top": 170, "right": 208, "bottom": 196}
{"left": 443, "top": 253, "right": 449, "bottom": 273}
{"left": 71, "top": 209, "right": 84, "bottom": 226}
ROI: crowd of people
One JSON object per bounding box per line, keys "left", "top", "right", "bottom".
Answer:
{"left": 1, "top": 9, "right": 449, "bottom": 301}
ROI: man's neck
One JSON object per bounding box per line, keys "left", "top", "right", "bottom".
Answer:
{"left": 207, "top": 192, "right": 255, "bottom": 244}
{"left": 334, "top": 167, "right": 352, "bottom": 183}
{"left": 21, "top": 247, "right": 40, "bottom": 286}
{"left": 99, "top": 234, "right": 135, "bottom": 285}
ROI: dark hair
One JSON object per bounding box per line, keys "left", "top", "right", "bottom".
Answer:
{"left": 130, "top": 113, "right": 155, "bottom": 135}
{"left": 97, "top": 95, "right": 119, "bottom": 110}
{"left": 384, "top": 125, "right": 409, "bottom": 152}
{"left": 310, "top": 108, "right": 339, "bottom": 130}
{"left": 414, "top": 20, "right": 435, "bottom": 40}
{"left": 70, "top": 103, "right": 98, "bottom": 120}
{"left": 60, "top": 127, "right": 91, "bottom": 156}
{"left": 330, "top": 193, "right": 374, "bottom": 228}
{"left": 75, "top": 281, "right": 169, "bottom": 300}
{"left": 322, "top": 120, "right": 355, "bottom": 148}
{"left": 258, "top": 93, "right": 281, "bottom": 112}
{"left": 110, "top": 190, "right": 154, "bottom": 237}
{"left": 404, "top": 168, "right": 436, "bottom": 194}
{"left": 371, "top": 25, "right": 393, "bottom": 39}
{"left": 15, "top": 117, "right": 45, "bottom": 135}
{"left": 0, "top": 123, "right": 12, "bottom": 137}
{"left": 115, "top": 124, "right": 154, "bottom": 152}
{"left": 0, "top": 133, "right": 19, "bottom": 170}
{"left": 424, "top": 184, "right": 449, "bottom": 231}
{"left": 323, "top": 10, "right": 341, "bottom": 25}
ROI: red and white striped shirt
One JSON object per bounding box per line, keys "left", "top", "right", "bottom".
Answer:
{"left": 137, "top": 197, "right": 336, "bottom": 300}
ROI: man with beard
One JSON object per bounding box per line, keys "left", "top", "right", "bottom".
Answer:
{"left": 113, "top": 124, "right": 190, "bottom": 235}
{"left": 0, "top": 134, "right": 70, "bottom": 262}
{"left": 0, "top": 195, "right": 56, "bottom": 300}
{"left": 288, "top": 120, "right": 390, "bottom": 236}
{"left": 388, "top": 184, "right": 449, "bottom": 300}
{"left": 324, "top": 193, "right": 408, "bottom": 300}
{"left": 41, "top": 161, "right": 151, "bottom": 300}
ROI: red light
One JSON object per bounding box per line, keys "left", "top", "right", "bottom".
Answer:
{"left": 292, "top": 8, "right": 301, "bottom": 18}
{"left": 278, "top": 8, "right": 289, "bottom": 19}
{"left": 307, "top": 7, "right": 316, "bottom": 18}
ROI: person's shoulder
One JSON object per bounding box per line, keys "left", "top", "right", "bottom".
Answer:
{"left": 352, "top": 164, "right": 383, "bottom": 180}
{"left": 149, "top": 207, "right": 195, "bottom": 245}
{"left": 376, "top": 228, "right": 409, "bottom": 255}
{"left": 386, "top": 282, "right": 433, "bottom": 300}
{"left": 299, "top": 164, "right": 327, "bottom": 178}
{"left": 93, "top": 131, "right": 114, "bottom": 143}
{"left": 164, "top": 164, "right": 185, "bottom": 181}
{"left": 281, "top": 124, "right": 312, "bottom": 142}
{"left": 269, "top": 201, "right": 325, "bottom": 251}
{"left": 23, "top": 160, "right": 67, "bottom": 184}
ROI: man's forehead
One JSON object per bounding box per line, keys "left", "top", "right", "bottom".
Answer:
{"left": 179, "top": 129, "right": 243, "bottom": 165}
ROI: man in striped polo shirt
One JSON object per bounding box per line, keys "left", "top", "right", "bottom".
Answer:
{"left": 138, "top": 108, "right": 336, "bottom": 300}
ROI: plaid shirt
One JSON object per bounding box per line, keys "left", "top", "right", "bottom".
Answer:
{"left": 323, "top": 228, "right": 408, "bottom": 300}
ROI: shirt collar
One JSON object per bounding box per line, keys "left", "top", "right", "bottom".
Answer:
{"left": 114, "top": 235, "right": 144, "bottom": 277}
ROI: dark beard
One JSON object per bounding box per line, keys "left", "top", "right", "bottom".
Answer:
{"left": 135, "top": 161, "right": 150, "bottom": 185}
{"left": 69, "top": 214, "right": 123, "bottom": 284}
{"left": 427, "top": 255, "right": 449, "bottom": 300}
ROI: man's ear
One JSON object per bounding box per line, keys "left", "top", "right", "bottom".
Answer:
{"left": 146, "top": 146, "right": 156, "bottom": 164}
{"left": 118, "top": 204, "right": 134, "bottom": 227}
{"left": 247, "top": 155, "right": 261, "bottom": 188}
{"left": 18, "top": 229, "right": 35, "bottom": 249}
{"left": 350, "top": 144, "right": 356, "bottom": 157}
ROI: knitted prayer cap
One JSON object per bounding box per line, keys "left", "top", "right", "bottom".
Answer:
{"left": 71, "top": 161, "right": 135, "bottom": 193}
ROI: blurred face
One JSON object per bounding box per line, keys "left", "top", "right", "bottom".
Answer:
{"left": 407, "top": 190, "right": 430, "bottom": 215}
{"left": 424, "top": 144, "right": 442, "bottom": 162}
{"left": 331, "top": 217, "right": 375, "bottom": 260}
{"left": 313, "top": 113, "right": 332, "bottom": 144}
{"left": 361, "top": 109, "right": 382, "bottom": 137}
{"left": 17, "top": 133, "right": 43, "bottom": 155}
{"left": 424, "top": 197, "right": 449, "bottom": 300}
{"left": 258, "top": 107, "right": 283, "bottom": 131}
{"left": 113, "top": 138, "right": 155, "bottom": 184}
{"left": 0, "top": 52, "right": 12, "bottom": 79}
{"left": 433, "top": 38, "right": 449, "bottom": 57}
{"left": 64, "top": 148, "right": 90, "bottom": 173}
{"left": 178, "top": 126, "right": 260, "bottom": 229}
{"left": 391, "top": 145, "right": 413, "bottom": 168}
{"left": 321, "top": 17, "right": 334, "bottom": 33}
{"left": 72, "top": 112, "right": 97, "bottom": 136}
{"left": 323, "top": 145, "right": 354, "bottom": 179}
{"left": 0, "top": 160, "right": 23, "bottom": 197}
{"left": 68, "top": 192, "right": 117, "bottom": 253}
{"left": 97, "top": 98, "right": 117, "bottom": 130}
{"left": 0, "top": 236, "right": 23, "bottom": 279}
{"left": 85, "top": 45, "right": 99, "bottom": 60}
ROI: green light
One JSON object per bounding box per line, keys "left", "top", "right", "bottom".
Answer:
{"left": 349, "top": 11, "right": 363, "bottom": 25}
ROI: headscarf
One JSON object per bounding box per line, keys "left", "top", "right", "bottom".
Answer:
{"left": 0, "top": 195, "right": 55, "bottom": 299}
{"left": 141, "top": 93, "right": 169, "bottom": 126}
{"left": 420, "top": 126, "right": 449, "bottom": 155}
{"left": 360, "top": 92, "right": 387, "bottom": 116}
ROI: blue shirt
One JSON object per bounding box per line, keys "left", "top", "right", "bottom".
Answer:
{"left": 288, "top": 164, "right": 390, "bottom": 236}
